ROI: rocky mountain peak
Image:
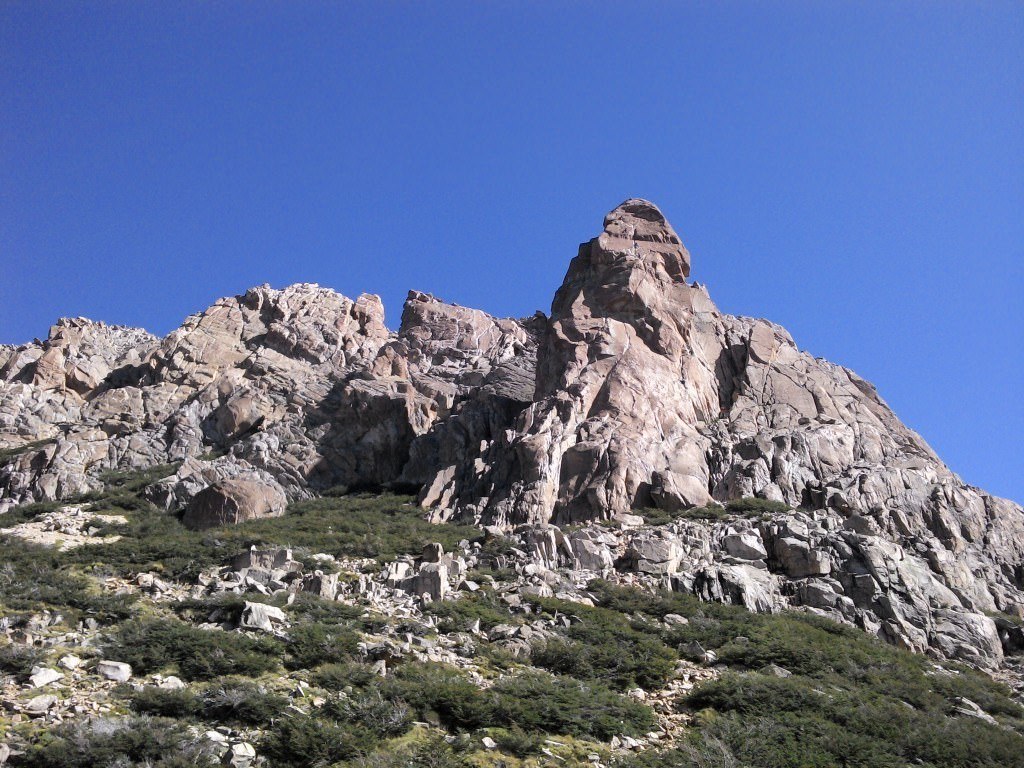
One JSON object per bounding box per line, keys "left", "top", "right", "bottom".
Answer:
{"left": 1, "top": 200, "right": 1022, "bottom": 668}
{"left": 602, "top": 198, "right": 687, "bottom": 252}
{"left": 552, "top": 199, "right": 691, "bottom": 324}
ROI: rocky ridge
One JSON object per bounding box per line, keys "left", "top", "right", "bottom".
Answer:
{"left": 1, "top": 199, "right": 1022, "bottom": 668}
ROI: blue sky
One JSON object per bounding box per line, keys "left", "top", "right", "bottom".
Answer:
{"left": 2, "top": 2, "right": 1021, "bottom": 502}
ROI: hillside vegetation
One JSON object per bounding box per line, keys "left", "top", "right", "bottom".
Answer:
{"left": 1, "top": 471, "right": 1022, "bottom": 768}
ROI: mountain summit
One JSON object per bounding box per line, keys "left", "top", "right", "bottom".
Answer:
{"left": 1, "top": 200, "right": 1021, "bottom": 666}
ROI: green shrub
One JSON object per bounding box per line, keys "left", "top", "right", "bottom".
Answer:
{"left": 260, "top": 714, "right": 378, "bottom": 768}
{"left": 0, "top": 539, "right": 138, "bottom": 621}
{"left": 0, "top": 500, "right": 65, "bottom": 529}
{"left": 285, "top": 621, "right": 360, "bottom": 671}
{"left": 199, "top": 678, "right": 287, "bottom": 725}
{"left": 492, "top": 725, "right": 542, "bottom": 757}
{"left": 489, "top": 671, "right": 656, "bottom": 740}
{"left": 724, "top": 497, "right": 789, "bottom": 514}
{"left": 343, "top": 734, "right": 473, "bottom": 768}
{"left": 286, "top": 591, "right": 363, "bottom": 624}
{"left": 424, "top": 591, "right": 513, "bottom": 633}
{"left": 0, "top": 439, "right": 55, "bottom": 466}
{"left": 104, "top": 618, "right": 281, "bottom": 681}
{"left": 383, "top": 663, "right": 654, "bottom": 741}
{"left": 129, "top": 686, "right": 201, "bottom": 719}
{"left": 225, "top": 493, "right": 479, "bottom": 563}
{"left": 640, "top": 503, "right": 728, "bottom": 525}
{"left": 687, "top": 672, "right": 1024, "bottom": 768}
{"left": 330, "top": 689, "right": 413, "bottom": 738}
{"left": 586, "top": 579, "right": 1024, "bottom": 765}
{"left": 384, "top": 662, "right": 490, "bottom": 730}
{"left": 526, "top": 596, "right": 677, "bottom": 690}
{"left": 0, "top": 642, "right": 46, "bottom": 680}
{"left": 57, "top": 510, "right": 223, "bottom": 582}
{"left": 17, "top": 715, "right": 214, "bottom": 768}
{"left": 311, "top": 661, "right": 379, "bottom": 691}
{"left": 97, "top": 464, "right": 181, "bottom": 492}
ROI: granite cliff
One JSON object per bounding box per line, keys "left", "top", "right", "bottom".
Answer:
{"left": 2, "top": 199, "right": 1021, "bottom": 667}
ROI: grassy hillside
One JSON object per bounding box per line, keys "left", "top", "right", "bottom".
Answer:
{"left": 1, "top": 471, "right": 1022, "bottom": 768}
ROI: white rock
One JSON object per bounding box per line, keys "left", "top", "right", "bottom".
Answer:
{"left": 240, "top": 601, "right": 288, "bottom": 633}
{"left": 225, "top": 742, "right": 257, "bottom": 768}
{"left": 28, "top": 666, "right": 63, "bottom": 688}
{"left": 96, "top": 660, "right": 132, "bottom": 682}
{"left": 159, "top": 675, "right": 186, "bottom": 690}
{"left": 23, "top": 694, "right": 57, "bottom": 715}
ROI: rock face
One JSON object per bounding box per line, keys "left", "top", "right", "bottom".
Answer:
{"left": 1, "top": 198, "right": 1022, "bottom": 667}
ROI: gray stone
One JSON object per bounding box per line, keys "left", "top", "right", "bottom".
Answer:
{"left": 723, "top": 532, "right": 767, "bottom": 561}
{"left": 183, "top": 479, "right": 287, "bottom": 530}
{"left": 96, "top": 660, "right": 132, "bottom": 682}
{"left": 223, "top": 742, "right": 257, "bottom": 768}
{"left": 28, "top": 666, "right": 63, "bottom": 688}
{"left": 240, "top": 601, "right": 288, "bottom": 634}
{"left": 23, "top": 694, "right": 57, "bottom": 715}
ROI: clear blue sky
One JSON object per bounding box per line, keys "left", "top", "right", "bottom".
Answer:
{"left": 2, "top": 3, "right": 1021, "bottom": 502}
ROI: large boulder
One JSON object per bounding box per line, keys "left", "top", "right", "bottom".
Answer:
{"left": 182, "top": 478, "right": 287, "bottom": 529}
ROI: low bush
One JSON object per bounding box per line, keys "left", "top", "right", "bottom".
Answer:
{"left": 489, "top": 671, "right": 656, "bottom": 740}
{"left": 424, "top": 591, "right": 514, "bottom": 633}
{"left": 286, "top": 591, "right": 363, "bottom": 624}
{"left": 585, "top": 578, "right": 1024, "bottom": 766}
{"left": 97, "top": 464, "right": 181, "bottom": 493}
{"left": 311, "top": 661, "right": 379, "bottom": 691}
{"left": 0, "top": 439, "right": 55, "bottom": 466}
{"left": 330, "top": 689, "right": 413, "bottom": 738}
{"left": 199, "top": 678, "right": 287, "bottom": 725}
{"left": 227, "top": 493, "right": 479, "bottom": 563}
{"left": 526, "top": 595, "right": 677, "bottom": 690}
{"left": 724, "top": 496, "right": 789, "bottom": 514}
{"left": 0, "top": 539, "right": 138, "bottom": 622}
{"left": 17, "top": 715, "right": 214, "bottom": 768}
{"left": 343, "top": 734, "right": 473, "bottom": 768}
{"left": 285, "top": 621, "right": 360, "bottom": 670}
{"left": 0, "top": 642, "right": 46, "bottom": 680}
{"left": 104, "top": 618, "right": 281, "bottom": 681}
{"left": 260, "top": 714, "right": 378, "bottom": 768}
{"left": 640, "top": 503, "right": 728, "bottom": 525}
{"left": 492, "top": 725, "right": 542, "bottom": 757}
{"left": 383, "top": 662, "right": 489, "bottom": 730}
{"left": 383, "top": 663, "right": 654, "bottom": 741}
{"left": 687, "top": 672, "right": 1024, "bottom": 768}
{"left": 129, "top": 686, "right": 201, "bottom": 719}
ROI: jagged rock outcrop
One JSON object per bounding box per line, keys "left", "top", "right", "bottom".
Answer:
{"left": 0, "top": 285, "right": 539, "bottom": 516}
{"left": 1, "top": 198, "right": 1021, "bottom": 668}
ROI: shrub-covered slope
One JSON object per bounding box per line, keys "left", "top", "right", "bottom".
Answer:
{"left": 1, "top": 474, "right": 1022, "bottom": 768}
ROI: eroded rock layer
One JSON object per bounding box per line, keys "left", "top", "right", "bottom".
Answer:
{"left": 1, "top": 199, "right": 1021, "bottom": 666}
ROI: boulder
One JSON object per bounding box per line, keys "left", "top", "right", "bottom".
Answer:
{"left": 223, "top": 742, "right": 257, "bottom": 768}
{"left": 23, "top": 694, "right": 57, "bottom": 716}
{"left": 723, "top": 532, "right": 768, "bottom": 561}
{"left": 240, "top": 601, "right": 288, "bottom": 634}
{"left": 405, "top": 563, "right": 449, "bottom": 601}
{"left": 28, "top": 667, "right": 62, "bottom": 688}
{"left": 96, "top": 660, "right": 132, "bottom": 682}
{"left": 183, "top": 479, "right": 287, "bottom": 530}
